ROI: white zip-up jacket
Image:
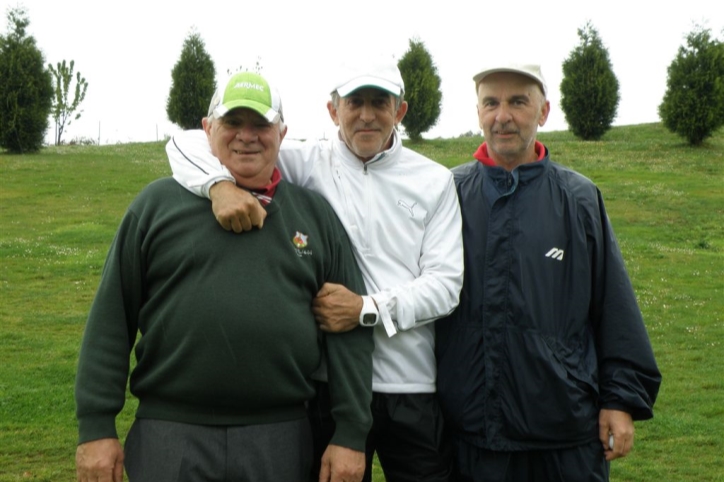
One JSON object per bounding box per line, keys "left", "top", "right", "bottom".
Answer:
{"left": 167, "top": 130, "right": 463, "bottom": 393}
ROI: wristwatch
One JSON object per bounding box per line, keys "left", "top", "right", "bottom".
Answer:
{"left": 359, "top": 296, "right": 379, "bottom": 327}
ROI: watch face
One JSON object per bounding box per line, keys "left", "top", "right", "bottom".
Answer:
{"left": 362, "top": 313, "right": 377, "bottom": 326}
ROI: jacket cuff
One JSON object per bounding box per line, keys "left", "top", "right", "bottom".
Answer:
{"left": 200, "top": 174, "right": 236, "bottom": 199}
{"left": 370, "top": 293, "right": 398, "bottom": 337}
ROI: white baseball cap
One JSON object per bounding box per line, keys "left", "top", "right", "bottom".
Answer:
{"left": 332, "top": 57, "right": 405, "bottom": 97}
{"left": 473, "top": 63, "right": 547, "bottom": 97}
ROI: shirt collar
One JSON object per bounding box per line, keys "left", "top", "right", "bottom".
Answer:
{"left": 473, "top": 141, "right": 546, "bottom": 167}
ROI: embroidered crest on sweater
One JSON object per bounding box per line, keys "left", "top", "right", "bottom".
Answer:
{"left": 292, "top": 231, "right": 313, "bottom": 257}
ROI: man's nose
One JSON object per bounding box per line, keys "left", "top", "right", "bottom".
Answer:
{"left": 235, "top": 125, "right": 257, "bottom": 141}
{"left": 360, "top": 103, "right": 376, "bottom": 123}
{"left": 495, "top": 104, "right": 513, "bottom": 123}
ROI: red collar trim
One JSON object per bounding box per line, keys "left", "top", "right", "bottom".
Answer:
{"left": 473, "top": 141, "right": 546, "bottom": 166}
{"left": 244, "top": 167, "right": 281, "bottom": 205}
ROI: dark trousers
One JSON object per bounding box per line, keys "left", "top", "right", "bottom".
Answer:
{"left": 452, "top": 438, "right": 610, "bottom": 482}
{"left": 124, "top": 417, "right": 312, "bottom": 482}
{"left": 309, "top": 382, "right": 452, "bottom": 482}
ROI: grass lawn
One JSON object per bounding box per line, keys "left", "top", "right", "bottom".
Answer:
{"left": 1, "top": 124, "right": 722, "bottom": 481}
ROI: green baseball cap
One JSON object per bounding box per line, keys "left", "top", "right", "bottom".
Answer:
{"left": 208, "top": 71, "right": 283, "bottom": 123}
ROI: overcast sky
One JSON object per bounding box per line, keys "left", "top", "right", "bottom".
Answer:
{"left": 3, "top": 0, "right": 720, "bottom": 145}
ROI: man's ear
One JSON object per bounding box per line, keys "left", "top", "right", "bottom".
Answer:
{"left": 538, "top": 100, "right": 551, "bottom": 127}
{"left": 327, "top": 101, "right": 340, "bottom": 126}
{"left": 279, "top": 124, "right": 288, "bottom": 142}
{"left": 202, "top": 117, "right": 213, "bottom": 138}
{"left": 395, "top": 100, "right": 408, "bottom": 125}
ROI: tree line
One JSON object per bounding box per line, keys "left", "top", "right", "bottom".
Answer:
{"left": 561, "top": 21, "right": 724, "bottom": 145}
{"left": 1, "top": 7, "right": 722, "bottom": 154}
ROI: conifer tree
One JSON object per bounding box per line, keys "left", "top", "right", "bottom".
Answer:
{"left": 0, "top": 7, "right": 53, "bottom": 153}
{"left": 167, "top": 30, "right": 216, "bottom": 130}
{"left": 398, "top": 39, "right": 442, "bottom": 141}
{"left": 560, "top": 21, "right": 620, "bottom": 140}
{"left": 659, "top": 26, "right": 724, "bottom": 146}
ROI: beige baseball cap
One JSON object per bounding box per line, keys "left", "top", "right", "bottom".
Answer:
{"left": 473, "top": 63, "right": 547, "bottom": 97}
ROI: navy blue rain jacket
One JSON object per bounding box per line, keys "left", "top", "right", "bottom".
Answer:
{"left": 436, "top": 152, "right": 661, "bottom": 451}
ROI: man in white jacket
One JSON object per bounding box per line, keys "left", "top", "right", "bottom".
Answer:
{"left": 166, "top": 59, "right": 463, "bottom": 482}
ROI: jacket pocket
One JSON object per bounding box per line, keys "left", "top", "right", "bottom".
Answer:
{"left": 436, "top": 321, "right": 486, "bottom": 434}
{"left": 498, "top": 325, "right": 599, "bottom": 444}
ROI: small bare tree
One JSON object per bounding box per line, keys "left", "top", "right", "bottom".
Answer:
{"left": 226, "top": 56, "right": 263, "bottom": 76}
{"left": 48, "top": 59, "right": 88, "bottom": 145}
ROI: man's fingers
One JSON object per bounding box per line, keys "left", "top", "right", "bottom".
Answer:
{"left": 316, "top": 282, "right": 342, "bottom": 298}
{"left": 604, "top": 434, "right": 633, "bottom": 461}
{"left": 221, "top": 214, "right": 259, "bottom": 233}
{"left": 210, "top": 182, "right": 267, "bottom": 233}
{"left": 316, "top": 287, "right": 331, "bottom": 298}
{"left": 217, "top": 216, "right": 232, "bottom": 231}
{"left": 618, "top": 433, "right": 633, "bottom": 457}
{"left": 229, "top": 217, "right": 242, "bottom": 233}
{"left": 318, "top": 459, "right": 331, "bottom": 482}
{"left": 249, "top": 208, "right": 267, "bottom": 229}
{"left": 113, "top": 460, "right": 124, "bottom": 482}
{"left": 315, "top": 318, "right": 332, "bottom": 332}
{"left": 218, "top": 208, "right": 266, "bottom": 234}
{"left": 237, "top": 214, "right": 253, "bottom": 233}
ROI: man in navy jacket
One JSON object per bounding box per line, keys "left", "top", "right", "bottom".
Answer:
{"left": 436, "top": 63, "right": 661, "bottom": 482}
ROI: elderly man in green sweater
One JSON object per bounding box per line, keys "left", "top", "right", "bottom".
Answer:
{"left": 74, "top": 72, "right": 373, "bottom": 482}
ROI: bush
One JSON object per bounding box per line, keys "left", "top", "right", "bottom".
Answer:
{"left": 166, "top": 30, "right": 216, "bottom": 130}
{"left": 659, "top": 26, "right": 724, "bottom": 146}
{"left": 398, "top": 39, "right": 442, "bottom": 141}
{"left": 0, "top": 7, "right": 53, "bottom": 153}
{"left": 68, "top": 136, "right": 97, "bottom": 146}
{"left": 560, "top": 21, "right": 620, "bottom": 141}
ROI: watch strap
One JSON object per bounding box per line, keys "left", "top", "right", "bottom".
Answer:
{"left": 359, "top": 296, "right": 379, "bottom": 327}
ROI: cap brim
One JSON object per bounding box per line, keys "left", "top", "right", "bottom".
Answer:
{"left": 214, "top": 100, "right": 279, "bottom": 123}
{"left": 336, "top": 76, "right": 402, "bottom": 97}
{"left": 473, "top": 67, "right": 547, "bottom": 96}
{"left": 473, "top": 68, "right": 533, "bottom": 85}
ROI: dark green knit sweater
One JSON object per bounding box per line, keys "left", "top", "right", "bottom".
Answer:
{"left": 75, "top": 178, "right": 372, "bottom": 450}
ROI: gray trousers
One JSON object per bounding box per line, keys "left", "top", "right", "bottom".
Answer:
{"left": 124, "top": 418, "right": 312, "bottom": 482}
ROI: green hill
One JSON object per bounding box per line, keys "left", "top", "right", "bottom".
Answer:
{"left": 1, "top": 124, "right": 722, "bottom": 481}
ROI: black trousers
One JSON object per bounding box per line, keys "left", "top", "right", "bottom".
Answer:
{"left": 452, "top": 438, "right": 610, "bottom": 482}
{"left": 308, "top": 382, "right": 452, "bottom": 482}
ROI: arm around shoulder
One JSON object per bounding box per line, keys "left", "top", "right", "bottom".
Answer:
{"left": 166, "top": 129, "right": 234, "bottom": 198}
